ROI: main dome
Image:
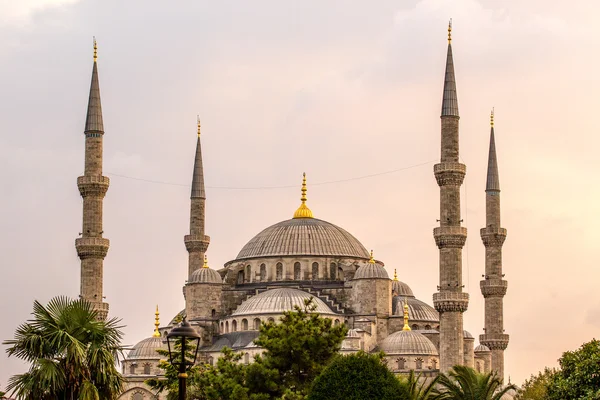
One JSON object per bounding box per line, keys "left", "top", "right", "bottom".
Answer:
{"left": 235, "top": 218, "right": 370, "bottom": 260}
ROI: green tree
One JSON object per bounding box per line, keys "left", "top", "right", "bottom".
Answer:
{"left": 245, "top": 298, "right": 348, "bottom": 398}
{"left": 515, "top": 367, "right": 555, "bottom": 400}
{"left": 308, "top": 352, "right": 405, "bottom": 400}
{"left": 434, "top": 365, "right": 516, "bottom": 400}
{"left": 399, "top": 370, "right": 439, "bottom": 400}
{"left": 547, "top": 339, "right": 600, "bottom": 400}
{"left": 3, "top": 296, "right": 124, "bottom": 400}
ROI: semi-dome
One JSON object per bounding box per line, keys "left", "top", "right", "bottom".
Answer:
{"left": 475, "top": 344, "right": 491, "bottom": 353}
{"left": 463, "top": 330, "right": 474, "bottom": 339}
{"left": 234, "top": 218, "right": 370, "bottom": 261}
{"left": 189, "top": 266, "right": 222, "bottom": 284}
{"left": 127, "top": 336, "right": 165, "bottom": 361}
{"left": 392, "top": 297, "right": 439, "bottom": 323}
{"left": 392, "top": 280, "right": 414, "bottom": 297}
{"left": 231, "top": 288, "right": 337, "bottom": 316}
{"left": 380, "top": 330, "right": 438, "bottom": 355}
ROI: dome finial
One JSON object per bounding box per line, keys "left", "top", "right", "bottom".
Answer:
{"left": 93, "top": 37, "right": 97, "bottom": 62}
{"left": 490, "top": 107, "right": 494, "bottom": 127}
{"left": 448, "top": 19, "right": 452, "bottom": 43}
{"left": 369, "top": 250, "right": 375, "bottom": 264}
{"left": 203, "top": 254, "right": 209, "bottom": 268}
{"left": 293, "top": 172, "right": 314, "bottom": 219}
{"left": 153, "top": 305, "right": 161, "bottom": 337}
{"left": 197, "top": 115, "right": 201, "bottom": 137}
{"left": 402, "top": 298, "right": 411, "bottom": 331}
{"left": 393, "top": 269, "right": 398, "bottom": 281}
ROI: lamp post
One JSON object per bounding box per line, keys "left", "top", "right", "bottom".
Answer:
{"left": 166, "top": 317, "right": 201, "bottom": 400}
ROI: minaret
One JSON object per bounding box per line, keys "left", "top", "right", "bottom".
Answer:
{"left": 75, "top": 39, "right": 110, "bottom": 320}
{"left": 184, "top": 117, "right": 210, "bottom": 279}
{"left": 479, "top": 109, "right": 509, "bottom": 380}
{"left": 433, "top": 21, "right": 469, "bottom": 371}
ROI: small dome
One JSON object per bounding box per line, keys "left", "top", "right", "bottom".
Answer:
{"left": 474, "top": 344, "right": 491, "bottom": 353}
{"left": 127, "top": 336, "right": 165, "bottom": 361}
{"left": 346, "top": 329, "right": 360, "bottom": 338}
{"left": 354, "top": 262, "right": 389, "bottom": 280}
{"left": 189, "top": 267, "right": 222, "bottom": 284}
{"left": 392, "top": 297, "right": 439, "bottom": 323}
{"left": 231, "top": 288, "right": 336, "bottom": 317}
{"left": 392, "top": 280, "right": 414, "bottom": 297}
{"left": 463, "top": 330, "right": 474, "bottom": 339}
{"left": 380, "top": 330, "right": 438, "bottom": 355}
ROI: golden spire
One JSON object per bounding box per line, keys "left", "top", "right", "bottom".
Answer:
{"left": 448, "top": 19, "right": 452, "bottom": 43}
{"left": 293, "top": 172, "right": 314, "bottom": 219}
{"left": 153, "top": 305, "right": 161, "bottom": 337}
{"left": 197, "top": 115, "right": 201, "bottom": 137}
{"left": 203, "top": 254, "right": 209, "bottom": 268}
{"left": 369, "top": 250, "right": 375, "bottom": 264}
{"left": 402, "top": 298, "right": 411, "bottom": 331}
{"left": 490, "top": 108, "right": 494, "bottom": 127}
{"left": 93, "top": 37, "right": 97, "bottom": 62}
{"left": 393, "top": 269, "right": 398, "bottom": 281}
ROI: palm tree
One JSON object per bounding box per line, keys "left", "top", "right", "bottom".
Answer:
{"left": 434, "top": 365, "right": 516, "bottom": 400}
{"left": 3, "top": 296, "right": 125, "bottom": 400}
{"left": 398, "top": 370, "right": 439, "bottom": 400}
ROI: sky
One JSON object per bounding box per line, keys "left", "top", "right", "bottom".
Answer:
{"left": 1, "top": 0, "right": 599, "bottom": 388}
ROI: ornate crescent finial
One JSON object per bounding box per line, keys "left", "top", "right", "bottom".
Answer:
{"left": 448, "top": 19, "right": 452, "bottom": 43}
{"left": 369, "top": 250, "right": 375, "bottom": 264}
{"left": 197, "top": 115, "right": 201, "bottom": 137}
{"left": 293, "top": 172, "right": 314, "bottom": 218}
{"left": 93, "top": 37, "right": 98, "bottom": 62}
{"left": 402, "top": 298, "right": 411, "bottom": 331}
{"left": 393, "top": 269, "right": 398, "bottom": 281}
{"left": 203, "top": 254, "right": 209, "bottom": 268}
{"left": 490, "top": 108, "right": 494, "bottom": 127}
{"left": 153, "top": 305, "right": 161, "bottom": 337}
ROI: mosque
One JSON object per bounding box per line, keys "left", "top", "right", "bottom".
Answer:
{"left": 74, "top": 25, "right": 510, "bottom": 400}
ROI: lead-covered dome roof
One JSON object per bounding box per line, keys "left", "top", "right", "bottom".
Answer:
{"left": 380, "top": 330, "right": 438, "bottom": 355}
{"left": 189, "top": 267, "right": 222, "bottom": 284}
{"left": 392, "top": 296, "right": 439, "bottom": 323}
{"left": 234, "top": 218, "right": 370, "bottom": 260}
{"left": 127, "top": 336, "right": 165, "bottom": 361}
{"left": 354, "top": 262, "right": 389, "bottom": 280}
{"left": 231, "top": 288, "right": 337, "bottom": 316}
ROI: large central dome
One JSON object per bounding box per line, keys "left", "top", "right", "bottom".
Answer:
{"left": 235, "top": 218, "right": 370, "bottom": 260}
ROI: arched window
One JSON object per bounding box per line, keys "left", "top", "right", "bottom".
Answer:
{"left": 260, "top": 264, "right": 266, "bottom": 281}
{"left": 476, "top": 361, "right": 482, "bottom": 372}
{"left": 411, "top": 324, "right": 419, "bottom": 331}
{"left": 312, "top": 262, "right": 319, "bottom": 280}
{"left": 334, "top": 319, "right": 340, "bottom": 326}
{"left": 253, "top": 318, "right": 261, "bottom": 330}
{"left": 122, "top": 364, "right": 125, "bottom": 374}
{"left": 212, "top": 309, "right": 216, "bottom": 318}
{"left": 237, "top": 270, "right": 245, "bottom": 284}
{"left": 398, "top": 357, "right": 406, "bottom": 370}
{"left": 338, "top": 267, "right": 344, "bottom": 281}
{"left": 415, "top": 358, "right": 424, "bottom": 370}
{"left": 294, "top": 262, "right": 301, "bottom": 280}
{"left": 245, "top": 265, "right": 252, "bottom": 282}
{"left": 220, "top": 322, "right": 224, "bottom": 333}
{"left": 244, "top": 353, "right": 250, "bottom": 364}
{"left": 143, "top": 363, "right": 151, "bottom": 374}
{"left": 425, "top": 325, "right": 432, "bottom": 330}
{"left": 268, "top": 317, "right": 275, "bottom": 324}
{"left": 241, "top": 319, "right": 248, "bottom": 330}
{"left": 276, "top": 263, "right": 283, "bottom": 281}
{"left": 208, "top": 356, "right": 214, "bottom": 366}
{"left": 232, "top": 320, "right": 238, "bottom": 332}
{"left": 130, "top": 364, "right": 136, "bottom": 374}
{"left": 431, "top": 359, "right": 438, "bottom": 370}
{"left": 330, "top": 263, "right": 337, "bottom": 280}
{"left": 225, "top": 321, "right": 229, "bottom": 333}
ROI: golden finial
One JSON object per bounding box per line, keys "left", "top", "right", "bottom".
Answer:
{"left": 369, "top": 250, "right": 375, "bottom": 264}
{"left": 490, "top": 108, "right": 494, "bottom": 127}
{"left": 197, "top": 115, "right": 201, "bottom": 137}
{"left": 93, "top": 37, "right": 98, "bottom": 62}
{"left": 293, "top": 172, "right": 314, "bottom": 219}
{"left": 448, "top": 19, "right": 452, "bottom": 43}
{"left": 402, "top": 298, "right": 411, "bottom": 331}
{"left": 153, "top": 305, "right": 161, "bottom": 337}
{"left": 393, "top": 269, "right": 398, "bottom": 281}
{"left": 203, "top": 254, "right": 209, "bottom": 268}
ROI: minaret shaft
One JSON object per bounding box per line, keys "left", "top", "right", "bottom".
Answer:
{"left": 480, "top": 123, "right": 509, "bottom": 381}
{"left": 433, "top": 30, "right": 469, "bottom": 372}
{"left": 76, "top": 46, "right": 109, "bottom": 320}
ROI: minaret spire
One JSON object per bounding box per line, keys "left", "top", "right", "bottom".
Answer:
{"left": 480, "top": 110, "right": 509, "bottom": 381}
{"left": 185, "top": 117, "right": 210, "bottom": 278}
{"left": 433, "top": 21, "right": 469, "bottom": 371}
{"left": 153, "top": 305, "right": 161, "bottom": 337}
{"left": 76, "top": 38, "right": 110, "bottom": 320}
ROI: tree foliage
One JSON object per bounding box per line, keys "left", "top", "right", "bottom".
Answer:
{"left": 434, "top": 365, "right": 516, "bottom": 400}
{"left": 399, "top": 369, "right": 439, "bottom": 400}
{"left": 3, "top": 296, "right": 124, "bottom": 400}
{"left": 308, "top": 352, "right": 405, "bottom": 400}
{"left": 547, "top": 339, "right": 600, "bottom": 400}
{"left": 515, "top": 367, "right": 556, "bottom": 400}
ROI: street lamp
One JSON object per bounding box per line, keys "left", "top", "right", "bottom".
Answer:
{"left": 166, "top": 317, "right": 201, "bottom": 400}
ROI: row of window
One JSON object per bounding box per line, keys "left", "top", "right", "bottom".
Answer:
{"left": 123, "top": 362, "right": 153, "bottom": 375}
{"left": 395, "top": 357, "right": 437, "bottom": 370}
{"left": 220, "top": 317, "right": 342, "bottom": 333}
{"left": 236, "top": 262, "right": 344, "bottom": 284}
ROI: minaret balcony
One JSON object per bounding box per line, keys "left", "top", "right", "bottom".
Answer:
{"left": 433, "top": 226, "right": 467, "bottom": 248}
{"left": 480, "top": 279, "right": 508, "bottom": 297}
{"left": 433, "top": 291, "right": 469, "bottom": 313}
{"left": 480, "top": 227, "right": 507, "bottom": 246}
{"left": 479, "top": 333, "right": 509, "bottom": 350}
{"left": 434, "top": 162, "right": 466, "bottom": 186}
{"left": 185, "top": 234, "right": 210, "bottom": 253}
{"left": 77, "top": 175, "right": 109, "bottom": 197}
{"left": 75, "top": 237, "right": 109, "bottom": 258}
